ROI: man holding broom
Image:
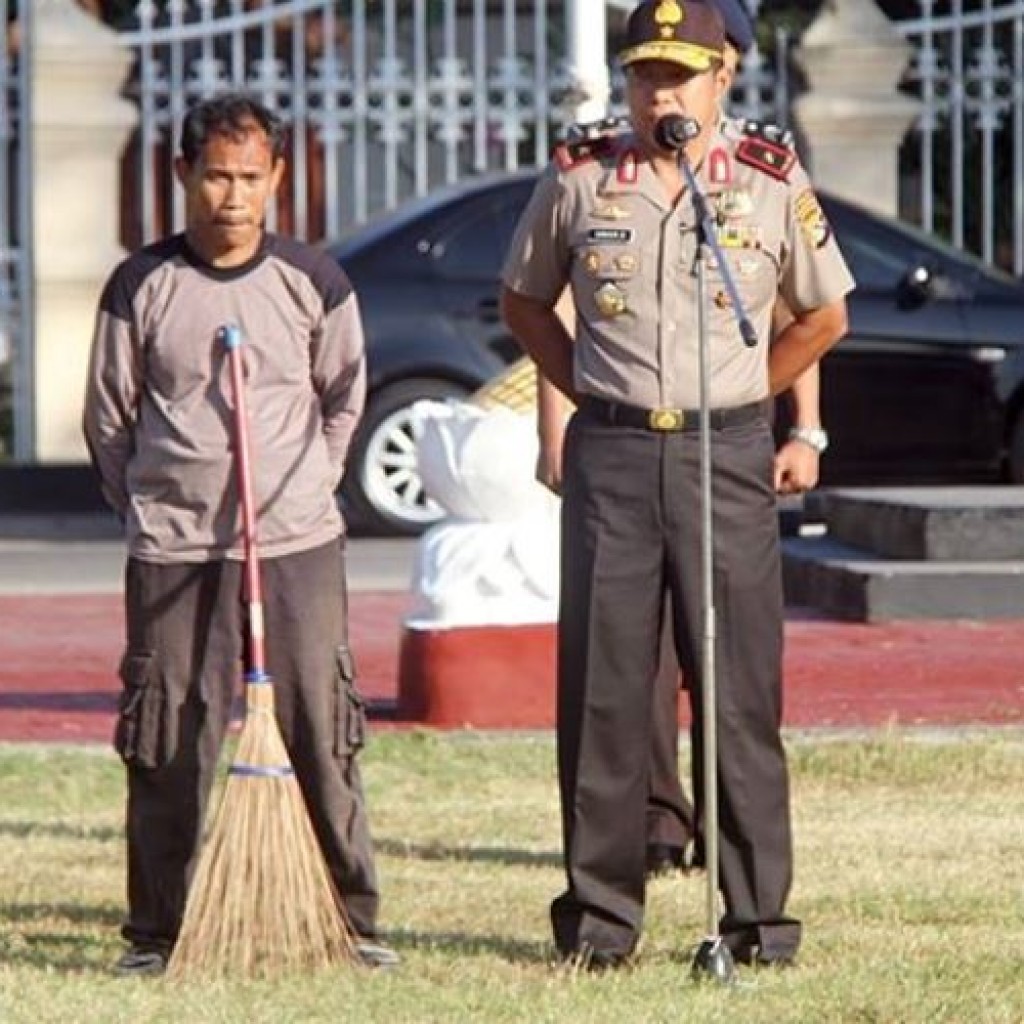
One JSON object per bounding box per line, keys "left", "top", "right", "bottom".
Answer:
{"left": 83, "top": 92, "right": 398, "bottom": 976}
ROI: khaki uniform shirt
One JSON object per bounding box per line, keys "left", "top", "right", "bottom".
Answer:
{"left": 83, "top": 233, "right": 366, "bottom": 564}
{"left": 502, "top": 115, "right": 855, "bottom": 409}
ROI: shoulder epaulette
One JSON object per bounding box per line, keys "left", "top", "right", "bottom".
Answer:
{"left": 554, "top": 116, "right": 629, "bottom": 172}
{"left": 735, "top": 119, "right": 796, "bottom": 182}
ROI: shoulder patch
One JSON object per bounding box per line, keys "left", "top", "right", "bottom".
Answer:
{"left": 555, "top": 116, "right": 629, "bottom": 172}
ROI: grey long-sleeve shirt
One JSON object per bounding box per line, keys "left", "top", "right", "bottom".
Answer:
{"left": 83, "top": 233, "right": 366, "bottom": 564}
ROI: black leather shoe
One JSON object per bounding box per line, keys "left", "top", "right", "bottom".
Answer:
{"left": 355, "top": 936, "right": 401, "bottom": 969}
{"left": 645, "top": 841, "right": 687, "bottom": 878}
{"left": 561, "top": 942, "right": 632, "bottom": 973}
{"left": 113, "top": 946, "right": 168, "bottom": 977}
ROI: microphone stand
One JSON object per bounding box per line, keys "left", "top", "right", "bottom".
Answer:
{"left": 676, "top": 143, "right": 757, "bottom": 986}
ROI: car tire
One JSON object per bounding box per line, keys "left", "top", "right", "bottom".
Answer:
{"left": 341, "top": 377, "right": 472, "bottom": 536}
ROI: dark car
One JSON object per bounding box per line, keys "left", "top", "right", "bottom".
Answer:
{"left": 330, "top": 172, "right": 1024, "bottom": 535}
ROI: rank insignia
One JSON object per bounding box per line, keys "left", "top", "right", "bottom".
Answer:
{"left": 795, "top": 188, "right": 832, "bottom": 249}
{"left": 713, "top": 290, "right": 732, "bottom": 309}
{"left": 735, "top": 138, "right": 795, "bottom": 181}
{"left": 582, "top": 249, "right": 603, "bottom": 277}
{"left": 594, "top": 282, "right": 627, "bottom": 317}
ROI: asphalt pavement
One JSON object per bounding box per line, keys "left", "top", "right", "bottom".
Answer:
{"left": 0, "top": 517, "right": 418, "bottom": 596}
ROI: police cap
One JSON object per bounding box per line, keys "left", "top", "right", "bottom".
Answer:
{"left": 619, "top": 0, "right": 725, "bottom": 73}
{"left": 712, "top": 0, "right": 754, "bottom": 54}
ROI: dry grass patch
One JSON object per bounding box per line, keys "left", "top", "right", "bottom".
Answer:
{"left": 1, "top": 728, "right": 1022, "bottom": 1023}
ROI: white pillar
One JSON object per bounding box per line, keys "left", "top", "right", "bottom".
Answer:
{"left": 792, "top": 0, "right": 921, "bottom": 219}
{"left": 31, "top": 0, "right": 137, "bottom": 462}
{"left": 564, "top": 0, "right": 610, "bottom": 123}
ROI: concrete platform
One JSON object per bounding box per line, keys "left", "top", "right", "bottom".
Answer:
{"left": 822, "top": 486, "right": 1024, "bottom": 561}
{"left": 782, "top": 535, "right": 1024, "bottom": 622}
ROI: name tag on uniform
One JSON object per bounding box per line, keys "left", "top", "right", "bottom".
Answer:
{"left": 587, "top": 228, "right": 634, "bottom": 244}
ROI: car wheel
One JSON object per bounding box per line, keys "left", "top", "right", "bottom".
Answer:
{"left": 341, "top": 377, "right": 472, "bottom": 536}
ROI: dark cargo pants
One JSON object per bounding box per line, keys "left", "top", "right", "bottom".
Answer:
{"left": 115, "top": 538, "right": 379, "bottom": 951}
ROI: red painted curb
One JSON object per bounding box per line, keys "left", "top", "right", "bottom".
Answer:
{"left": 2, "top": 593, "right": 1023, "bottom": 743}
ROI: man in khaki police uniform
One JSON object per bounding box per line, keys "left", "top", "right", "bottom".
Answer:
{"left": 501, "top": 0, "right": 853, "bottom": 968}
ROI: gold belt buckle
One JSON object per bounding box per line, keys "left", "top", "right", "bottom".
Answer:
{"left": 648, "top": 407, "right": 685, "bottom": 431}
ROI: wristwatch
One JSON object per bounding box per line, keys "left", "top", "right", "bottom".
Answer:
{"left": 789, "top": 425, "right": 829, "bottom": 453}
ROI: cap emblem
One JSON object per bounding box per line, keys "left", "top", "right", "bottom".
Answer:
{"left": 655, "top": 1, "right": 684, "bottom": 38}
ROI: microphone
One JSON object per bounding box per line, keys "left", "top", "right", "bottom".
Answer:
{"left": 653, "top": 114, "right": 700, "bottom": 152}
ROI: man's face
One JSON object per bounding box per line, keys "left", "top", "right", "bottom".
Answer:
{"left": 625, "top": 59, "right": 727, "bottom": 155}
{"left": 174, "top": 123, "right": 284, "bottom": 264}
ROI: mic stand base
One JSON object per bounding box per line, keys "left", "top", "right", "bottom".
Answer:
{"left": 691, "top": 936, "right": 736, "bottom": 985}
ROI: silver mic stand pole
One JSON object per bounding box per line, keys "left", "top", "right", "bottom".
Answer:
{"left": 677, "top": 143, "right": 757, "bottom": 986}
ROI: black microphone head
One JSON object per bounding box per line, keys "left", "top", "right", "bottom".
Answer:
{"left": 653, "top": 114, "right": 700, "bottom": 152}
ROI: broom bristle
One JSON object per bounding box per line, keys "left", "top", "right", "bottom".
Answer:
{"left": 166, "top": 684, "right": 360, "bottom": 980}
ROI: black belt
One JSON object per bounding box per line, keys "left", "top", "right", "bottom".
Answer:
{"left": 579, "top": 395, "right": 768, "bottom": 432}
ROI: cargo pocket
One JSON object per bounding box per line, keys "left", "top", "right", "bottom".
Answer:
{"left": 113, "top": 651, "right": 167, "bottom": 769}
{"left": 333, "top": 643, "right": 367, "bottom": 758}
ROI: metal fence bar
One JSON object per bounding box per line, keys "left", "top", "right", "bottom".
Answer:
{"left": 898, "top": 0, "right": 1024, "bottom": 271}
{"left": 105, "top": 1, "right": 797, "bottom": 248}
{"left": 9, "top": 0, "right": 33, "bottom": 460}
{"left": 1015, "top": 15, "right": 1023, "bottom": 274}
{"left": 412, "top": 0, "right": 429, "bottom": 197}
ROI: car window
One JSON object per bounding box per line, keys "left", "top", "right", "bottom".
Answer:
{"left": 430, "top": 187, "right": 532, "bottom": 282}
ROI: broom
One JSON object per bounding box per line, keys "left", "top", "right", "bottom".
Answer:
{"left": 166, "top": 323, "right": 360, "bottom": 980}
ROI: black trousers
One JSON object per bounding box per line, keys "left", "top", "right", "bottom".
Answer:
{"left": 647, "top": 612, "right": 695, "bottom": 853}
{"left": 551, "top": 410, "right": 800, "bottom": 962}
{"left": 115, "top": 539, "right": 380, "bottom": 950}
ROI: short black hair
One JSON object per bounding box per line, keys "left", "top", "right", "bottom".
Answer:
{"left": 178, "top": 92, "right": 286, "bottom": 165}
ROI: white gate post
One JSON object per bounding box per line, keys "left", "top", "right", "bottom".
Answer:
{"left": 564, "top": 0, "right": 610, "bottom": 123}
{"left": 791, "top": 0, "right": 920, "bottom": 219}
{"left": 30, "top": 0, "right": 137, "bottom": 462}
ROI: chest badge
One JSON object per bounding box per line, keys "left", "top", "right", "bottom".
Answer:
{"left": 716, "top": 188, "right": 753, "bottom": 221}
{"left": 613, "top": 252, "right": 638, "bottom": 274}
{"left": 582, "top": 249, "right": 603, "bottom": 277}
{"left": 593, "top": 200, "right": 631, "bottom": 221}
{"left": 594, "top": 282, "right": 628, "bottom": 318}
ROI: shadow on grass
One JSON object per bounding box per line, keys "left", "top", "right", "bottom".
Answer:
{"left": 0, "top": 820, "right": 122, "bottom": 842}
{"left": 2, "top": 900, "right": 123, "bottom": 928}
{"left": 382, "top": 926, "right": 554, "bottom": 966}
{"left": 376, "top": 837, "right": 560, "bottom": 868}
{"left": 1, "top": 901, "right": 122, "bottom": 973}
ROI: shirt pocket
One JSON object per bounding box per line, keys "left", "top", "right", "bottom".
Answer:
{"left": 706, "top": 246, "right": 777, "bottom": 326}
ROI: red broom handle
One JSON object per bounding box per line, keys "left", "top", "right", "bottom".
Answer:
{"left": 223, "top": 324, "right": 268, "bottom": 680}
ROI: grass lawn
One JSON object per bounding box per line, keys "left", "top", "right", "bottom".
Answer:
{"left": 1, "top": 727, "right": 1023, "bottom": 1023}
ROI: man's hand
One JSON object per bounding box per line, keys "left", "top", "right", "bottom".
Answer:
{"left": 774, "top": 438, "right": 820, "bottom": 494}
{"left": 536, "top": 434, "right": 564, "bottom": 495}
